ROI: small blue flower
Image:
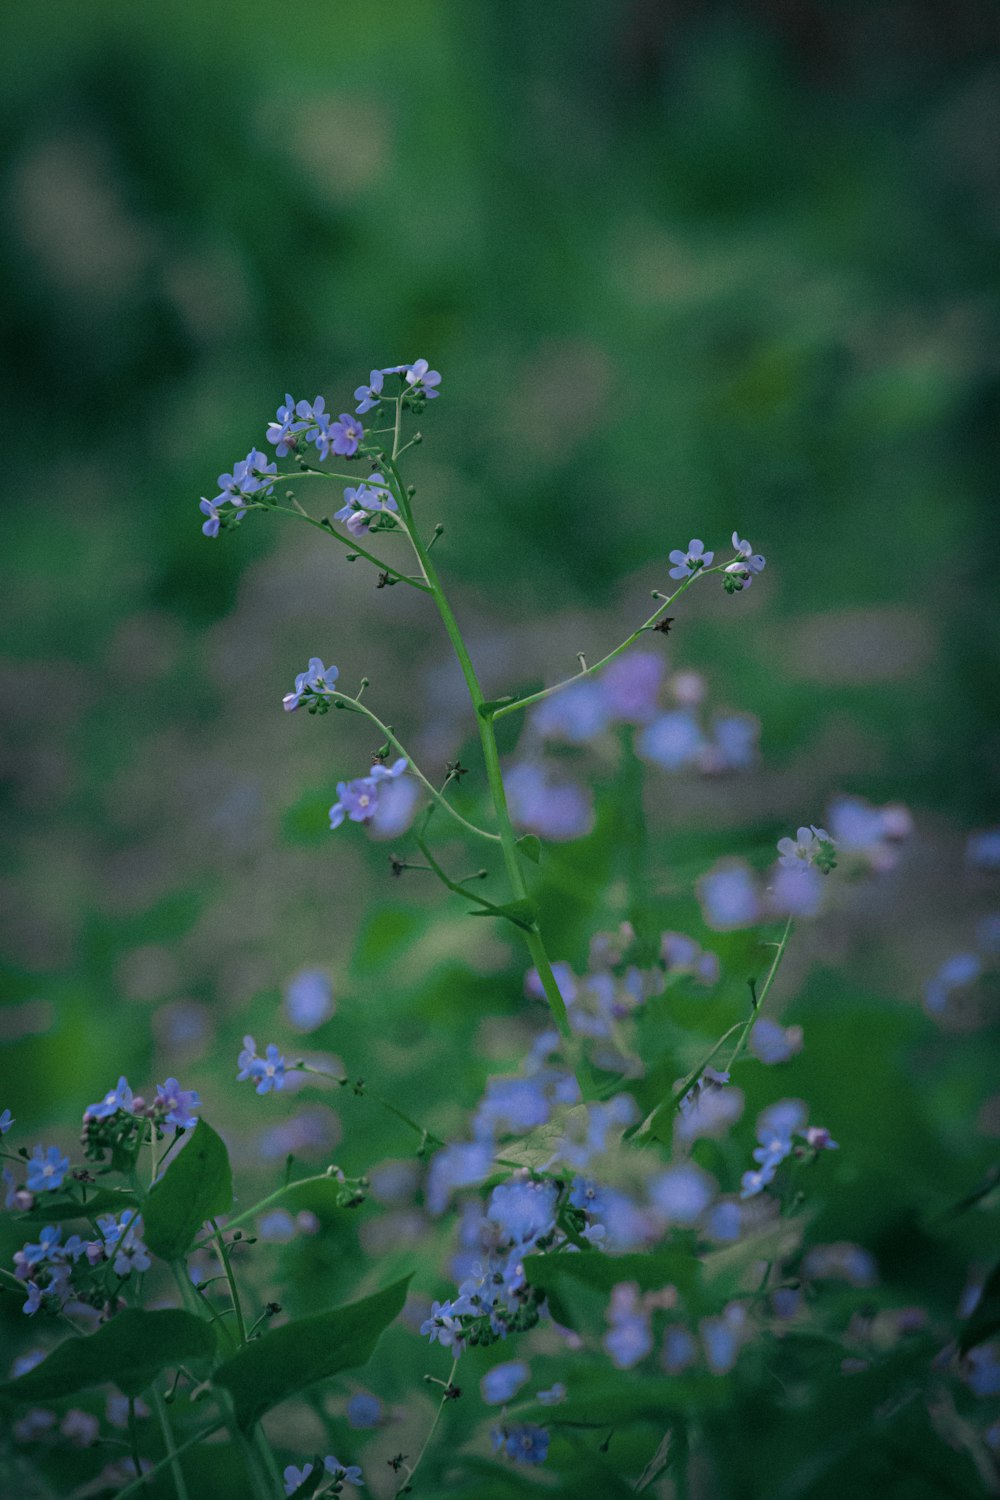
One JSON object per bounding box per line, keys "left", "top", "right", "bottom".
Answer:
{"left": 668, "top": 539, "right": 714, "bottom": 580}
{"left": 696, "top": 859, "right": 762, "bottom": 931}
{"left": 266, "top": 394, "right": 308, "bottom": 456}
{"left": 283, "top": 1463, "right": 313, "bottom": 1496}
{"left": 505, "top": 762, "right": 594, "bottom": 842}
{"left": 284, "top": 969, "right": 334, "bottom": 1032}
{"left": 536, "top": 1382, "right": 567, "bottom": 1405}
{"left": 328, "top": 759, "right": 408, "bottom": 830}
{"left": 85, "top": 1077, "right": 134, "bottom": 1121}
{"left": 283, "top": 657, "right": 340, "bottom": 712}
{"left": 486, "top": 1176, "right": 558, "bottom": 1248}
{"left": 198, "top": 498, "right": 224, "bottom": 537}
{"left": 155, "top": 1079, "right": 200, "bottom": 1130}
{"left": 404, "top": 358, "right": 441, "bottom": 399}
{"left": 0, "top": 1108, "right": 13, "bottom": 1135}
{"left": 318, "top": 413, "right": 364, "bottom": 459}
{"left": 749, "top": 1017, "right": 804, "bottom": 1065}
{"left": 492, "top": 1423, "right": 549, "bottom": 1466}
{"left": 481, "top": 1360, "right": 529, "bottom": 1405}
{"left": 354, "top": 370, "right": 385, "bottom": 414}
{"left": 236, "top": 1036, "right": 287, "bottom": 1094}
{"left": 346, "top": 1392, "right": 383, "bottom": 1429}
{"left": 324, "top": 1454, "right": 363, "bottom": 1486}
{"left": 649, "top": 1163, "right": 716, "bottom": 1227}
{"left": 637, "top": 710, "right": 704, "bottom": 771}
{"left": 425, "top": 1141, "right": 493, "bottom": 1216}
{"left": 26, "top": 1146, "right": 71, "bottom": 1193}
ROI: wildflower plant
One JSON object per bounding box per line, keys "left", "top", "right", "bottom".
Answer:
{"left": 2, "top": 359, "right": 996, "bottom": 1500}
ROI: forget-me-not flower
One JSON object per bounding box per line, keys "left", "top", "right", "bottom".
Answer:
{"left": 668, "top": 539, "right": 714, "bottom": 580}
{"left": 26, "top": 1146, "right": 71, "bottom": 1193}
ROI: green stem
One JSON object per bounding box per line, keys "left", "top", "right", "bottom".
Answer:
{"left": 153, "top": 1389, "right": 191, "bottom": 1500}
{"left": 328, "top": 690, "right": 500, "bottom": 845}
{"left": 264, "top": 503, "right": 430, "bottom": 591}
{"left": 253, "top": 1425, "right": 285, "bottom": 1495}
{"left": 491, "top": 569, "right": 710, "bottom": 722}
{"left": 211, "top": 1219, "right": 247, "bottom": 1344}
{"left": 112, "top": 1421, "right": 224, "bottom": 1500}
{"left": 394, "top": 1356, "right": 459, "bottom": 1498}
{"left": 191, "top": 1169, "right": 343, "bottom": 1247}
{"left": 723, "top": 916, "right": 794, "bottom": 1072}
{"left": 414, "top": 833, "right": 527, "bottom": 924}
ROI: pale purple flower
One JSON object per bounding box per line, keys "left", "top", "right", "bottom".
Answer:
{"left": 492, "top": 1423, "right": 549, "bottom": 1465}
{"left": 749, "top": 1017, "right": 804, "bottom": 1065}
{"left": 697, "top": 859, "right": 762, "bottom": 930}
{"left": 284, "top": 969, "right": 334, "bottom": 1032}
{"left": 237, "top": 1036, "right": 287, "bottom": 1094}
{"left": 649, "top": 1163, "right": 716, "bottom": 1226}
{"left": 404, "top": 358, "right": 442, "bottom": 398}
{"left": 266, "top": 394, "right": 308, "bottom": 455}
{"left": 346, "top": 1392, "right": 383, "bottom": 1428}
{"left": 768, "top": 862, "right": 825, "bottom": 917}
{"left": 668, "top": 539, "right": 714, "bottom": 580}
{"left": 354, "top": 369, "right": 385, "bottom": 414}
{"left": 600, "top": 651, "right": 664, "bottom": 723}
{"left": 283, "top": 657, "right": 339, "bottom": 712}
{"left": 604, "top": 1283, "right": 652, "bottom": 1370}
{"left": 283, "top": 1463, "right": 314, "bottom": 1495}
{"left": 426, "top": 1141, "right": 493, "bottom": 1216}
{"left": 776, "top": 825, "right": 836, "bottom": 872}
{"left": 319, "top": 413, "right": 364, "bottom": 459}
{"left": 323, "top": 1456, "right": 363, "bottom": 1487}
{"left": 329, "top": 758, "right": 408, "bottom": 830}
{"left": 486, "top": 1176, "right": 558, "bottom": 1248}
{"left": 505, "top": 762, "right": 594, "bottom": 841}
{"left": 700, "top": 1303, "right": 747, "bottom": 1375}
{"left": 531, "top": 680, "right": 609, "bottom": 743}
{"left": 154, "top": 1078, "right": 200, "bottom": 1130}
{"left": 731, "top": 532, "right": 766, "bottom": 572}
{"left": 662, "top": 1324, "right": 698, "bottom": 1373}
{"left": 199, "top": 497, "right": 224, "bottom": 537}
{"left": 637, "top": 710, "right": 704, "bottom": 770}
{"left": 368, "top": 773, "right": 420, "bottom": 839}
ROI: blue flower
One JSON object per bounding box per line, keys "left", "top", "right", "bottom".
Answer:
{"left": 284, "top": 969, "right": 334, "bottom": 1032}
{"left": 236, "top": 1036, "right": 287, "bottom": 1094}
{"left": 696, "top": 859, "right": 762, "bottom": 931}
{"left": 318, "top": 413, "right": 364, "bottom": 459}
{"left": 0, "top": 1108, "right": 13, "bottom": 1135}
{"left": 323, "top": 1455, "right": 363, "bottom": 1486}
{"left": 536, "top": 1382, "right": 567, "bottom": 1405}
{"left": 266, "top": 394, "right": 308, "bottom": 456}
{"left": 531, "top": 681, "right": 609, "bottom": 744}
{"left": 731, "top": 532, "right": 766, "bottom": 572}
{"left": 334, "top": 473, "right": 398, "bottom": 535}
{"left": 505, "top": 762, "right": 594, "bottom": 842}
{"left": 26, "top": 1146, "right": 71, "bottom": 1193}
{"left": 354, "top": 370, "right": 385, "bottom": 414}
{"left": 404, "top": 358, "right": 441, "bottom": 399}
{"left": 425, "top": 1141, "right": 493, "bottom": 1216}
{"left": 473, "top": 1077, "right": 552, "bottom": 1140}
{"left": 700, "top": 1303, "right": 747, "bottom": 1374}
{"left": 649, "top": 1163, "right": 716, "bottom": 1227}
{"left": 420, "top": 1299, "right": 465, "bottom": 1350}
{"left": 85, "top": 1077, "right": 134, "bottom": 1121}
{"left": 154, "top": 1078, "right": 200, "bottom": 1130}
{"left": 346, "top": 1392, "right": 383, "bottom": 1429}
{"left": 486, "top": 1176, "right": 558, "bottom": 1248}
{"left": 749, "top": 1017, "right": 804, "bottom": 1065}
{"left": 599, "top": 651, "right": 664, "bottom": 724}
{"left": 492, "top": 1423, "right": 549, "bottom": 1466}
{"left": 668, "top": 539, "right": 714, "bottom": 580}
{"left": 282, "top": 656, "right": 340, "bottom": 712}
{"left": 777, "top": 825, "right": 836, "bottom": 873}
{"left": 637, "top": 710, "right": 704, "bottom": 770}
{"left": 662, "top": 1324, "right": 698, "bottom": 1373}
{"left": 328, "top": 759, "right": 408, "bottom": 830}
{"left": 283, "top": 1463, "right": 313, "bottom": 1496}
{"left": 480, "top": 1360, "right": 529, "bottom": 1405}
{"left": 199, "top": 498, "right": 224, "bottom": 538}
{"left": 295, "top": 395, "right": 327, "bottom": 434}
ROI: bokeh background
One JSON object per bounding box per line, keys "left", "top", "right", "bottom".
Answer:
{"left": 2, "top": 2, "right": 999, "bottom": 1493}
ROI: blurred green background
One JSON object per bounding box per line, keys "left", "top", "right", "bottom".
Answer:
{"left": 1, "top": 2, "right": 999, "bottom": 1488}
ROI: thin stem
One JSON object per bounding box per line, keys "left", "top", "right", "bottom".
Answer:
{"left": 112, "top": 1422, "right": 224, "bottom": 1500}
{"left": 210, "top": 1219, "right": 247, "bottom": 1344}
{"left": 394, "top": 1357, "right": 459, "bottom": 1497}
{"left": 253, "top": 1425, "right": 285, "bottom": 1495}
{"left": 127, "top": 1398, "right": 147, "bottom": 1489}
{"left": 491, "top": 568, "right": 712, "bottom": 722}
{"left": 414, "top": 833, "right": 528, "bottom": 925}
{"left": 191, "top": 1170, "right": 346, "bottom": 1247}
{"left": 153, "top": 1389, "right": 191, "bottom": 1500}
{"left": 264, "top": 503, "right": 430, "bottom": 591}
{"left": 723, "top": 917, "right": 794, "bottom": 1072}
{"left": 328, "top": 689, "right": 500, "bottom": 844}
{"left": 381, "top": 451, "right": 591, "bottom": 1088}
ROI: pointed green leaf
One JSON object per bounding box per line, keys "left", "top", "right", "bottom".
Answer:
{"left": 214, "top": 1274, "right": 411, "bottom": 1428}
{"left": 143, "top": 1120, "right": 233, "bottom": 1261}
{"left": 467, "top": 897, "right": 537, "bottom": 930}
{"left": 516, "top": 833, "right": 542, "bottom": 864}
{"left": 0, "top": 1309, "right": 215, "bottom": 1402}
{"left": 477, "top": 696, "right": 515, "bottom": 719}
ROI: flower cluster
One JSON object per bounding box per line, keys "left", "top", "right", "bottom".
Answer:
{"left": 12, "top": 1211, "right": 151, "bottom": 1317}
{"left": 237, "top": 1036, "right": 287, "bottom": 1094}
{"left": 283, "top": 1455, "right": 363, "bottom": 1495}
{"left": 334, "top": 472, "right": 397, "bottom": 537}
{"left": 199, "top": 449, "right": 277, "bottom": 537}
{"left": 740, "top": 1099, "right": 838, "bottom": 1199}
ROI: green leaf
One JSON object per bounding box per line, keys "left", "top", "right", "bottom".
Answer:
{"left": 467, "top": 897, "right": 537, "bottom": 930}
{"left": 477, "top": 696, "right": 515, "bottom": 718}
{"left": 214, "top": 1274, "right": 411, "bottom": 1428}
{"left": 143, "top": 1120, "right": 233, "bottom": 1261}
{"left": 959, "top": 1257, "right": 1000, "bottom": 1354}
{"left": 516, "top": 833, "right": 542, "bottom": 864}
{"left": 0, "top": 1309, "right": 215, "bottom": 1402}
{"left": 17, "top": 1187, "right": 139, "bottom": 1223}
{"left": 516, "top": 1374, "right": 726, "bottom": 1426}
